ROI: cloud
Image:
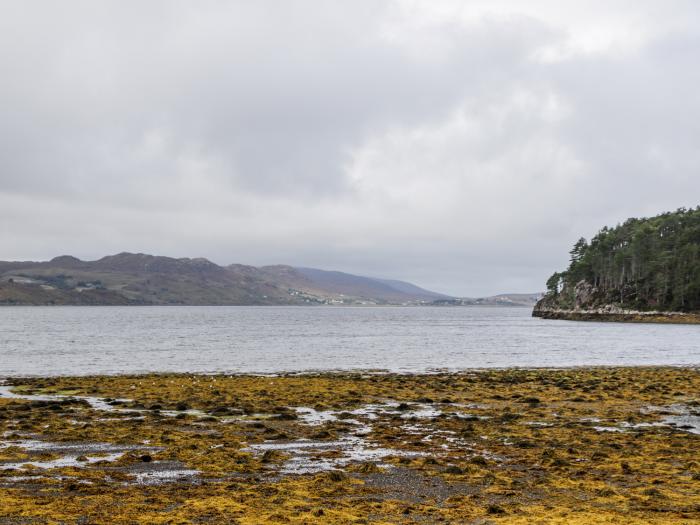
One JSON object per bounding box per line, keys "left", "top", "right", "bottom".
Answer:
{"left": 1, "top": 1, "right": 699, "bottom": 295}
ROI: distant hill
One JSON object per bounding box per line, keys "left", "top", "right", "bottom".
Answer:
{"left": 433, "top": 293, "right": 542, "bottom": 307}
{"left": 0, "top": 253, "right": 452, "bottom": 306}
{"left": 292, "top": 268, "right": 450, "bottom": 302}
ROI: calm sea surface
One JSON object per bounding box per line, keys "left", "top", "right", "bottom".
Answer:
{"left": 0, "top": 306, "right": 698, "bottom": 376}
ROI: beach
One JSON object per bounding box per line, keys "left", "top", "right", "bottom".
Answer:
{"left": 1, "top": 367, "right": 699, "bottom": 523}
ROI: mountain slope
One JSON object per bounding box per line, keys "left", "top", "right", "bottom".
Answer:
{"left": 292, "top": 268, "right": 449, "bottom": 302}
{"left": 0, "top": 253, "right": 449, "bottom": 306}
{"left": 370, "top": 278, "right": 450, "bottom": 300}
{"left": 0, "top": 254, "right": 297, "bottom": 306}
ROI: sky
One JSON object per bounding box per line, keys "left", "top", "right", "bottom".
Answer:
{"left": 1, "top": 1, "right": 699, "bottom": 296}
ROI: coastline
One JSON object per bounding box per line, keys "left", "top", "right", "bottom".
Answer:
{"left": 533, "top": 307, "right": 700, "bottom": 324}
{"left": 1, "top": 368, "right": 699, "bottom": 523}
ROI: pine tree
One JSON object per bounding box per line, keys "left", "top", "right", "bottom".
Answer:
{"left": 544, "top": 207, "right": 700, "bottom": 312}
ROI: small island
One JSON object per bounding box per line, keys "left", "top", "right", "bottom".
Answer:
{"left": 534, "top": 208, "right": 700, "bottom": 323}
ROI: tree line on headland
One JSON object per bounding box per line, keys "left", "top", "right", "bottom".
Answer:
{"left": 543, "top": 207, "right": 700, "bottom": 313}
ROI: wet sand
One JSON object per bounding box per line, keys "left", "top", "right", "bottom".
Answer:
{"left": 0, "top": 367, "right": 699, "bottom": 523}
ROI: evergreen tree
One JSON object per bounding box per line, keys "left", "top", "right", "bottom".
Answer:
{"left": 544, "top": 207, "right": 700, "bottom": 312}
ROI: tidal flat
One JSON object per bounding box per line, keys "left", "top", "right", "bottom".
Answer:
{"left": 0, "top": 368, "right": 699, "bottom": 524}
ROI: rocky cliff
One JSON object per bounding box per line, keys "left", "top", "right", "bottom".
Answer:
{"left": 533, "top": 281, "right": 700, "bottom": 323}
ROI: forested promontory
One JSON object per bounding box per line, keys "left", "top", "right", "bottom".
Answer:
{"left": 534, "top": 208, "right": 700, "bottom": 322}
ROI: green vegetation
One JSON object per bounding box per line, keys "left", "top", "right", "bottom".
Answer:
{"left": 542, "top": 207, "right": 700, "bottom": 312}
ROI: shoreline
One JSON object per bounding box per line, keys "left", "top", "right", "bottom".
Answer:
{"left": 533, "top": 307, "right": 700, "bottom": 324}
{"left": 2, "top": 363, "right": 700, "bottom": 380}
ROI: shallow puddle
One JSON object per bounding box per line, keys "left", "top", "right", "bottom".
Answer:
{"left": 0, "top": 438, "right": 159, "bottom": 472}
{"left": 661, "top": 414, "right": 700, "bottom": 434}
{"left": 588, "top": 404, "right": 700, "bottom": 434}
{"left": 246, "top": 435, "right": 426, "bottom": 475}
{"left": 119, "top": 461, "right": 201, "bottom": 485}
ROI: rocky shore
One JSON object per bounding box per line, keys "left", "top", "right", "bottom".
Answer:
{"left": 1, "top": 368, "right": 699, "bottom": 523}
{"left": 532, "top": 280, "right": 700, "bottom": 324}
{"left": 533, "top": 305, "right": 700, "bottom": 324}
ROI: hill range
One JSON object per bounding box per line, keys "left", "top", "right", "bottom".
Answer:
{"left": 0, "top": 252, "right": 539, "bottom": 306}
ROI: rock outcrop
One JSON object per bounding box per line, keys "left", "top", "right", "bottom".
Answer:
{"left": 533, "top": 280, "right": 700, "bottom": 324}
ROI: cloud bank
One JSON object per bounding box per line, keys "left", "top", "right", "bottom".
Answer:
{"left": 2, "top": 0, "right": 699, "bottom": 295}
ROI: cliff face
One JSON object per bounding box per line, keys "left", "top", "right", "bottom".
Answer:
{"left": 533, "top": 280, "right": 599, "bottom": 312}
{"left": 532, "top": 281, "right": 700, "bottom": 323}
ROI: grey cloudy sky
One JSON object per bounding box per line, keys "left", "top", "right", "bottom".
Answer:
{"left": 1, "top": 1, "right": 699, "bottom": 296}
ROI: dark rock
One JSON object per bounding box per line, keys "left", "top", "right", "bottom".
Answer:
{"left": 326, "top": 470, "right": 345, "bottom": 482}
{"left": 487, "top": 504, "right": 506, "bottom": 515}
{"left": 470, "top": 456, "right": 488, "bottom": 466}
